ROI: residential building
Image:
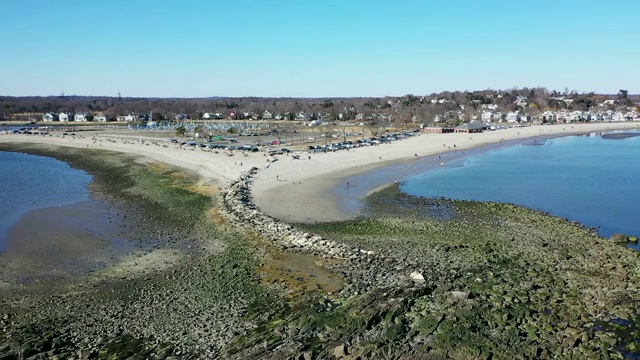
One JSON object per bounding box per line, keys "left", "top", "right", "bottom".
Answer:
{"left": 74, "top": 113, "right": 91, "bottom": 122}
{"left": 116, "top": 114, "right": 135, "bottom": 122}
{"left": 94, "top": 112, "right": 107, "bottom": 122}
{"left": 541, "top": 110, "right": 556, "bottom": 123}
{"left": 506, "top": 111, "right": 519, "bottom": 123}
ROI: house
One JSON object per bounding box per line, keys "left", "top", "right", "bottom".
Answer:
{"left": 116, "top": 114, "right": 136, "bottom": 122}
{"left": 58, "top": 113, "right": 70, "bottom": 122}
{"left": 74, "top": 113, "right": 91, "bottom": 122}
{"left": 43, "top": 113, "right": 56, "bottom": 122}
{"left": 612, "top": 111, "right": 626, "bottom": 122}
{"left": 506, "top": 112, "right": 519, "bottom": 123}
{"left": 556, "top": 110, "right": 569, "bottom": 123}
{"left": 587, "top": 112, "right": 602, "bottom": 122}
{"left": 481, "top": 111, "right": 494, "bottom": 122}
{"left": 568, "top": 111, "right": 584, "bottom": 122}
{"left": 519, "top": 114, "right": 531, "bottom": 123}
{"left": 514, "top": 96, "right": 528, "bottom": 108}
{"left": 202, "top": 112, "right": 212, "bottom": 119}
{"left": 295, "top": 112, "right": 308, "bottom": 121}
{"left": 541, "top": 110, "right": 556, "bottom": 123}
{"left": 262, "top": 110, "right": 273, "bottom": 120}
{"left": 482, "top": 104, "right": 498, "bottom": 111}
{"left": 94, "top": 112, "right": 107, "bottom": 122}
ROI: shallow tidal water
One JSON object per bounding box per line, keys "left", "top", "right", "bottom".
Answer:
{"left": 400, "top": 131, "right": 640, "bottom": 243}
{"left": 0, "top": 151, "right": 92, "bottom": 251}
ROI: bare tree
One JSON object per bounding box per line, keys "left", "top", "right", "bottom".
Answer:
{"left": 367, "top": 117, "right": 384, "bottom": 137}
{"left": 320, "top": 122, "right": 336, "bottom": 146}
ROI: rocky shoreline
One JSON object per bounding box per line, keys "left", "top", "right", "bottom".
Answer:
{"left": 221, "top": 168, "right": 428, "bottom": 297}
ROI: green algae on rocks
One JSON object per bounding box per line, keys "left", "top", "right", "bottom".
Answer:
{"left": 286, "top": 185, "right": 640, "bottom": 359}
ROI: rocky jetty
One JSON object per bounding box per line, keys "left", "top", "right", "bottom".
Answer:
{"left": 221, "top": 168, "right": 428, "bottom": 297}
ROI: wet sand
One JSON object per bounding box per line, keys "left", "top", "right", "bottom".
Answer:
{"left": 601, "top": 132, "right": 640, "bottom": 140}
{"left": 0, "top": 199, "right": 131, "bottom": 285}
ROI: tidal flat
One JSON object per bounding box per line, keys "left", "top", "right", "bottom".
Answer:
{"left": 1, "top": 143, "right": 639, "bottom": 359}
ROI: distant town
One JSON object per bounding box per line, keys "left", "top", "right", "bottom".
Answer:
{"left": 2, "top": 88, "right": 638, "bottom": 128}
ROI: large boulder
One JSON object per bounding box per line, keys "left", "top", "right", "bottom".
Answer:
{"left": 610, "top": 233, "right": 627, "bottom": 244}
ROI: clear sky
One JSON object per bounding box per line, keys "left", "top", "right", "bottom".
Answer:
{"left": 2, "top": 0, "right": 639, "bottom": 98}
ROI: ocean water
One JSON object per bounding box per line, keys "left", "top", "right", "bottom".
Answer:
{"left": 400, "top": 131, "right": 640, "bottom": 243}
{"left": 0, "top": 151, "right": 92, "bottom": 251}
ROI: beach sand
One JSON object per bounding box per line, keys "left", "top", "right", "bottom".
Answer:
{"left": 251, "top": 122, "right": 640, "bottom": 222}
{"left": 2, "top": 123, "right": 638, "bottom": 225}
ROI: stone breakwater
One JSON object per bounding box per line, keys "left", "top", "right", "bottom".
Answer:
{"left": 221, "top": 167, "right": 429, "bottom": 296}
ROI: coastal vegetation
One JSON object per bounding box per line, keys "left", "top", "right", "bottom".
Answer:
{"left": 1, "top": 144, "right": 639, "bottom": 359}
{"left": 2, "top": 87, "right": 638, "bottom": 129}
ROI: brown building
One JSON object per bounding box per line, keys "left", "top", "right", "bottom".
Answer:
{"left": 423, "top": 127, "right": 454, "bottom": 134}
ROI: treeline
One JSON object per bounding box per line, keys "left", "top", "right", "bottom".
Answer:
{"left": 1, "top": 88, "right": 637, "bottom": 125}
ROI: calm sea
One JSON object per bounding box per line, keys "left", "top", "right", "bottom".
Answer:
{"left": 400, "top": 131, "right": 640, "bottom": 245}
{"left": 0, "top": 151, "right": 92, "bottom": 251}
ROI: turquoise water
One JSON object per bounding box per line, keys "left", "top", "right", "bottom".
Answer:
{"left": 0, "top": 151, "right": 92, "bottom": 251}
{"left": 400, "top": 131, "right": 640, "bottom": 242}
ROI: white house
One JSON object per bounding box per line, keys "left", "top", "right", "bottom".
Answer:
{"left": 587, "top": 112, "right": 602, "bottom": 122}
{"left": 481, "top": 111, "right": 494, "bottom": 122}
{"left": 295, "top": 112, "right": 308, "bottom": 121}
{"left": 42, "top": 113, "right": 55, "bottom": 122}
{"left": 262, "top": 110, "right": 273, "bottom": 120}
{"left": 116, "top": 114, "right": 135, "bottom": 122}
{"left": 74, "top": 113, "right": 90, "bottom": 122}
{"left": 612, "top": 111, "right": 626, "bottom": 122}
{"left": 506, "top": 111, "right": 519, "bottom": 123}
{"left": 519, "top": 114, "right": 531, "bottom": 123}
{"left": 568, "top": 111, "right": 583, "bottom": 122}
{"left": 556, "top": 110, "right": 569, "bottom": 123}
{"left": 58, "top": 113, "right": 69, "bottom": 122}
{"left": 94, "top": 112, "right": 107, "bottom": 122}
{"left": 202, "top": 112, "right": 212, "bottom": 119}
{"left": 541, "top": 110, "right": 555, "bottom": 123}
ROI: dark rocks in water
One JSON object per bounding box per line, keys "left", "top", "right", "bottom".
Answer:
{"left": 610, "top": 233, "right": 639, "bottom": 244}
{"left": 610, "top": 233, "right": 628, "bottom": 244}
{"left": 601, "top": 133, "right": 640, "bottom": 140}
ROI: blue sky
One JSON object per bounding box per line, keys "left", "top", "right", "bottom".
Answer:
{"left": 2, "top": 0, "right": 638, "bottom": 97}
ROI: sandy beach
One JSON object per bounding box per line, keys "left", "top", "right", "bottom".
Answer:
{"left": 2, "top": 122, "right": 639, "bottom": 224}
